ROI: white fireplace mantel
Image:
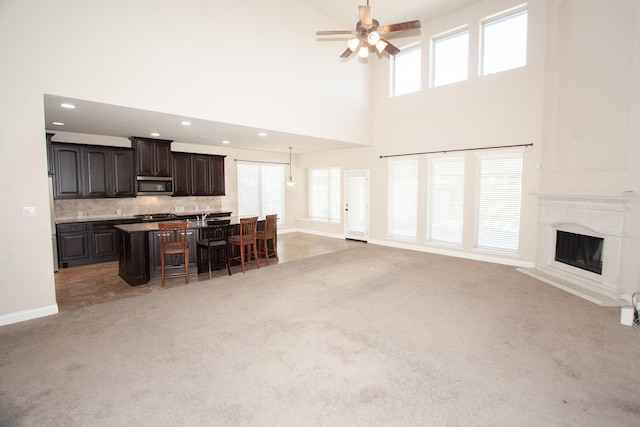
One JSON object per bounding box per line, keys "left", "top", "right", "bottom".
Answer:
{"left": 519, "top": 191, "right": 637, "bottom": 306}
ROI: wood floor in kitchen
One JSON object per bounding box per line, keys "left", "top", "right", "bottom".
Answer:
{"left": 55, "top": 232, "right": 363, "bottom": 311}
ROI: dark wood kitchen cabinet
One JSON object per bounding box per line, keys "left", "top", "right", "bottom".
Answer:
{"left": 90, "top": 222, "right": 119, "bottom": 262}
{"left": 57, "top": 223, "right": 89, "bottom": 266}
{"left": 83, "top": 146, "right": 111, "bottom": 197}
{"left": 46, "top": 133, "right": 55, "bottom": 176}
{"left": 58, "top": 220, "right": 137, "bottom": 268}
{"left": 52, "top": 144, "right": 83, "bottom": 198}
{"left": 171, "top": 152, "right": 225, "bottom": 197}
{"left": 51, "top": 142, "right": 135, "bottom": 199}
{"left": 111, "top": 149, "right": 135, "bottom": 197}
{"left": 172, "top": 152, "right": 191, "bottom": 197}
{"left": 209, "top": 155, "right": 226, "bottom": 196}
{"left": 191, "top": 154, "right": 210, "bottom": 196}
{"left": 130, "top": 137, "right": 172, "bottom": 177}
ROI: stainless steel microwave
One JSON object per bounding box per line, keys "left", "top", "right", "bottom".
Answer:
{"left": 136, "top": 177, "right": 173, "bottom": 195}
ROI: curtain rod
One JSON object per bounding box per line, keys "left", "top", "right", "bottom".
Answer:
{"left": 380, "top": 143, "right": 533, "bottom": 159}
{"left": 234, "top": 159, "right": 289, "bottom": 165}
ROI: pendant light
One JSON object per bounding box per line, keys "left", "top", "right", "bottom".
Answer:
{"left": 286, "top": 146, "right": 296, "bottom": 187}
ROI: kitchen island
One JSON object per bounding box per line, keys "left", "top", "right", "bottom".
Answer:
{"left": 114, "top": 217, "right": 263, "bottom": 286}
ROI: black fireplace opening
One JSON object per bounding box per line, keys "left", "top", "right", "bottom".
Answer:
{"left": 555, "top": 230, "right": 604, "bottom": 275}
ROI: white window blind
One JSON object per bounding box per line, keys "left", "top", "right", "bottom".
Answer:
{"left": 476, "top": 152, "right": 523, "bottom": 252}
{"left": 388, "top": 158, "right": 418, "bottom": 239}
{"left": 309, "top": 168, "right": 340, "bottom": 222}
{"left": 237, "top": 163, "right": 285, "bottom": 225}
{"left": 432, "top": 29, "right": 469, "bottom": 87}
{"left": 427, "top": 156, "right": 465, "bottom": 245}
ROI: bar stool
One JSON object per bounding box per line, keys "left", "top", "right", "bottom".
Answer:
{"left": 228, "top": 216, "right": 260, "bottom": 273}
{"left": 256, "top": 214, "right": 278, "bottom": 264}
{"left": 158, "top": 221, "right": 190, "bottom": 288}
{"left": 196, "top": 219, "right": 231, "bottom": 279}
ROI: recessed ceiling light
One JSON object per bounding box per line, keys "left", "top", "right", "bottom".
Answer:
{"left": 222, "top": 140, "right": 230, "bottom": 144}
{"left": 52, "top": 122, "right": 64, "bottom": 126}
{"left": 194, "top": 136, "right": 208, "bottom": 140}
{"left": 60, "top": 103, "right": 76, "bottom": 109}
{"left": 181, "top": 121, "right": 192, "bottom": 126}
{"left": 258, "top": 132, "right": 267, "bottom": 137}
{"left": 150, "top": 132, "right": 160, "bottom": 137}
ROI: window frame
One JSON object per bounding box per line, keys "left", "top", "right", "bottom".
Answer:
{"left": 237, "top": 162, "right": 285, "bottom": 225}
{"left": 430, "top": 26, "right": 470, "bottom": 88}
{"left": 387, "top": 157, "right": 419, "bottom": 240}
{"left": 474, "top": 150, "right": 524, "bottom": 254}
{"left": 480, "top": 4, "right": 528, "bottom": 76}
{"left": 426, "top": 155, "right": 465, "bottom": 246}
{"left": 308, "top": 167, "right": 341, "bottom": 223}
{"left": 390, "top": 44, "right": 422, "bottom": 97}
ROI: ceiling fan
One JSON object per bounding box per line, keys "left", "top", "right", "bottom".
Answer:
{"left": 316, "top": 0, "right": 421, "bottom": 59}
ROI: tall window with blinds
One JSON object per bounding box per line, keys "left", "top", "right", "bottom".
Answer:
{"left": 309, "top": 168, "right": 341, "bottom": 222}
{"left": 427, "top": 156, "right": 465, "bottom": 245}
{"left": 475, "top": 152, "right": 523, "bottom": 253}
{"left": 388, "top": 158, "right": 418, "bottom": 240}
{"left": 237, "top": 163, "right": 285, "bottom": 225}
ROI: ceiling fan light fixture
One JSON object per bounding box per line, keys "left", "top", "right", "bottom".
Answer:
{"left": 375, "top": 40, "right": 388, "bottom": 53}
{"left": 347, "top": 38, "right": 360, "bottom": 51}
{"left": 358, "top": 45, "right": 369, "bottom": 58}
{"left": 367, "top": 31, "right": 380, "bottom": 46}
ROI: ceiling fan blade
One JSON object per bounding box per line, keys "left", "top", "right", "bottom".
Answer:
{"left": 381, "top": 38, "right": 401, "bottom": 56}
{"left": 317, "top": 30, "right": 358, "bottom": 36}
{"left": 379, "top": 20, "right": 422, "bottom": 34}
{"left": 340, "top": 47, "right": 353, "bottom": 58}
{"left": 359, "top": 5, "right": 373, "bottom": 28}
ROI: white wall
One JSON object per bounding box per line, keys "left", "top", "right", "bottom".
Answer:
{"left": 0, "top": 0, "right": 369, "bottom": 324}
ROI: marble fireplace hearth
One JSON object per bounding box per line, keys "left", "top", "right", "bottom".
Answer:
{"left": 519, "top": 192, "right": 636, "bottom": 306}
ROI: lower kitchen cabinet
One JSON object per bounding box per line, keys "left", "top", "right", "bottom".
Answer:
{"left": 57, "top": 223, "right": 89, "bottom": 266}
{"left": 57, "top": 220, "right": 135, "bottom": 268}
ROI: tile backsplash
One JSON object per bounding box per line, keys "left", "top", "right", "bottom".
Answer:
{"left": 54, "top": 195, "right": 226, "bottom": 220}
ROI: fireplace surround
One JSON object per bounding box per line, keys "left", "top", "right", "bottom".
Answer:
{"left": 520, "top": 192, "right": 636, "bottom": 306}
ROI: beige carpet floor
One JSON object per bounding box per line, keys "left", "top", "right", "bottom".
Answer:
{"left": 1, "top": 243, "right": 640, "bottom": 426}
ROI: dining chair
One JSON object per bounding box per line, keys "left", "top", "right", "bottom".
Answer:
{"left": 228, "top": 216, "right": 260, "bottom": 273}
{"left": 196, "top": 219, "right": 231, "bottom": 279}
{"left": 158, "top": 221, "right": 190, "bottom": 288}
{"left": 256, "top": 214, "right": 278, "bottom": 265}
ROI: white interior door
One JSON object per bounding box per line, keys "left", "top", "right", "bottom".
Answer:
{"left": 344, "top": 170, "right": 370, "bottom": 241}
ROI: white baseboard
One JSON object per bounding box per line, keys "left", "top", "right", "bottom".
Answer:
{"left": 368, "top": 238, "right": 535, "bottom": 269}
{"left": 0, "top": 304, "right": 59, "bottom": 326}
{"left": 289, "top": 227, "right": 534, "bottom": 269}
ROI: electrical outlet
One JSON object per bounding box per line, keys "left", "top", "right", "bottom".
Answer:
{"left": 22, "top": 207, "right": 37, "bottom": 217}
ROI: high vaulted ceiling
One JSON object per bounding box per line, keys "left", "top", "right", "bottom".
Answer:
{"left": 44, "top": 0, "right": 481, "bottom": 154}
{"left": 301, "top": 0, "right": 481, "bottom": 28}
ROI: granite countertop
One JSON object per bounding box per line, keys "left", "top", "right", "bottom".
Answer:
{"left": 55, "top": 211, "right": 232, "bottom": 224}
{"left": 113, "top": 216, "right": 246, "bottom": 233}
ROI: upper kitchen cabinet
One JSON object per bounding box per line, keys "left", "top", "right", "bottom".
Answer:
{"left": 191, "top": 154, "right": 210, "bottom": 196}
{"left": 50, "top": 142, "right": 135, "bottom": 199}
{"left": 171, "top": 152, "right": 226, "bottom": 197}
{"left": 83, "top": 146, "right": 111, "bottom": 197}
{"left": 52, "top": 144, "right": 83, "bottom": 198}
{"left": 130, "top": 137, "right": 172, "bottom": 177}
{"left": 209, "top": 155, "right": 226, "bottom": 196}
{"left": 172, "top": 152, "right": 192, "bottom": 197}
{"left": 46, "top": 133, "right": 55, "bottom": 175}
{"left": 111, "top": 148, "right": 135, "bottom": 197}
